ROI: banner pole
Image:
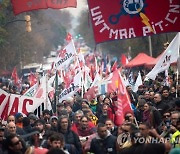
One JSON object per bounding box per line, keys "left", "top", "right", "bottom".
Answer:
{"left": 81, "top": 69, "right": 84, "bottom": 98}
{"left": 45, "top": 74, "right": 48, "bottom": 109}
{"left": 176, "top": 33, "right": 180, "bottom": 98}
{"left": 148, "top": 36, "right": 153, "bottom": 57}
{"left": 176, "top": 68, "right": 178, "bottom": 98}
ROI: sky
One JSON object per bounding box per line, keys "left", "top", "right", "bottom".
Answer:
{"left": 65, "top": 0, "right": 87, "bottom": 17}
{"left": 64, "top": 0, "right": 88, "bottom": 32}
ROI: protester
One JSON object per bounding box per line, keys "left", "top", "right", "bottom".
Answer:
{"left": 142, "top": 102, "right": 162, "bottom": 129}
{"left": 34, "top": 119, "right": 47, "bottom": 147}
{"left": 135, "top": 99, "right": 146, "bottom": 122}
{"left": 97, "top": 104, "right": 109, "bottom": 124}
{"left": 49, "top": 116, "right": 58, "bottom": 132}
{"left": 15, "top": 112, "right": 23, "bottom": 128}
{"left": 154, "top": 93, "right": 170, "bottom": 115}
{"left": 48, "top": 132, "right": 76, "bottom": 153}
{"left": 22, "top": 117, "right": 33, "bottom": 134}
{"left": 126, "top": 85, "right": 138, "bottom": 106}
{"left": 57, "top": 115, "right": 82, "bottom": 154}
{"left": 105, "top": 119, "right": 118, "bottom": 136}
{"left": 1, "top": 46, "right": 180, "bottom": 154}
{"left": 83, "top": 108, "right": 98, "bottom": 126}
{"left": 3, "top": 133, "right": 27, "bottom": 154}
{"left": 0, "top": 126, "right": 5, "bottom": 152}
{"left": 7, "top": 115, "right": 16, "bottom": 123}
{"left": 89, "top": 123, "right": 117, "bottom": 154}
{"left": 71, "top": 110, "right": 95, "bottom": 135}
{"left": 119, "top": 128, "right": 171, "bottom": 154}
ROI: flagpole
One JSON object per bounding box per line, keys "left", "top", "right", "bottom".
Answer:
{"left": 175, "top": 33, "right": 180, "bottom": 98}
{"left": 71, "top": 38, "right": 84, "bottom": 98}
{"left": 176, "top": 68, "right": 178, "bottom": 98}
{"left": 54, "top": 71, "right": 58, "bottom": 113}
{"left": 148, "top": 36, "right": 152, "bottom": 57}
{"left": 45, "top": 74, "right": 48, "bottom": 109}
{"left": 176, "top": 42, "right": 180, "bottom": 98}
{"left": 81, "top": 67, "right": 84, "bottom": 98}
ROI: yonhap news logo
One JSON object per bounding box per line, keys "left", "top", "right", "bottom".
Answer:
{"left": 117, "top": 133, "right": 179, "bottom": 145}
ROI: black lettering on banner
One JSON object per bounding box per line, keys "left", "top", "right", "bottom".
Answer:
{"left": 57, "top": 53, "right": 73, "bottom": 66}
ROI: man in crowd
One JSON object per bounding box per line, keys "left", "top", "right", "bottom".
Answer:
{"left": 154, "top": 93, "right": 170, "bottom": 115}
{"left": 2, "top": 134, "right": 27, "bottom": 154}
{"left": 105, "top": 119, "right": 118, "bottom": 136}
{"left": 89, "top": 123, "right": 117, "bottom": 154}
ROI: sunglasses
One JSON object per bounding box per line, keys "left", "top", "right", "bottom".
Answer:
{"left": 13, "top": 140, "right": 20, "bottom": 146}
{"left": 163, "top": 115, "right": 170, "bottom": 118}
{"left": 139, "top": 128, "right": 146, "bottom": 130}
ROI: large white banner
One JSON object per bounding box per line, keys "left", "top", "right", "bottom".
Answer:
{"left": 0, "top": 89, "right": 44, "bottom": 121}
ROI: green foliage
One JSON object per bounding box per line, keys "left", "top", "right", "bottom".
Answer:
{"left": 0, "top": 4, "right": 71, "bottom": 71}
{"left": 0, "top": 26, "right": 8, "bottom": 46}
{"left": 0, "top": 0, "right": 11, "bottom": 47}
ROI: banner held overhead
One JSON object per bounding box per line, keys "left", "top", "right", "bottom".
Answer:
{"left": 87, "top": 0, "right": 180, "bottom": 43}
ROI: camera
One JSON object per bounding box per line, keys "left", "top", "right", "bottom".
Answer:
{"left": 112, "top": 96, "right": 118, "bottom": 101}
{"left": 125, "top": 116, "right": 130, "bottom": 121}
{"left": 165, "top": 120, "right": 171, "bottom": 129}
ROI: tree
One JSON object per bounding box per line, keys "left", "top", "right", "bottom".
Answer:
{"left": 0, "top": 3, "right": 72, "bottom": 72}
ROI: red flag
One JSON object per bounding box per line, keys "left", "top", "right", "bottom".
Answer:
{"left": 11, "top": 0, "right": 77, "bottom": 15}
{"left": 28, "top": 72, "right": 37, "bottom": 87}
{"left": 90, "top": 65, "right": 95, "bottom": 81}
{"left": 11, "top": 67, "right": 19, "bottom": 85}
{"left": 114, "top": 71, "right": 132, "bottom": 126}
{"left": 88, "top": 0, "right": 180, "bottom": 43}
{"left": 111, "top": 61, "right": 118, "bottom": 72}
{"left": 106, "top": 70, "right": 119, "bottom": 93}
{"left": 121, "top": 54, "right": 129, "bottom": 66}
{"left": 66, "top": 33, "right": 72, "bottom": 42}
{"left": 58, "top": 49, "right": 67, "bottom": 58}
{"left": 63, "top": 71, "right": 72, "bottom": 88}
{"left": 84, "top": 86, "right": 99, "bottom": 101}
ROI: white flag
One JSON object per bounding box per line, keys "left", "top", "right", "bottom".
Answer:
{"left": 58, "top": 71, "right": 82, "bottom": 103}
{"left": 146, "top": 33, "right": 180, "bottom": 80}
{"left": 34, "top": 75, "right": 52, "bottom": 110}
{"left": 55, "top": 40, "right": 77, "bottom": 70}
{"left": 23, "top": 83, "right": 39, "bottom": 97}
{"left": 133, "top": 71, "right": 143, "bottom": 92}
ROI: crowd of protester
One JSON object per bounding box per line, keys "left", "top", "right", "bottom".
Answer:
{"left": 0, "top": 70, "right": 180, "bottom": 154}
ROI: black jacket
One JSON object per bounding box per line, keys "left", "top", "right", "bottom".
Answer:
{"left": 155, "top": 101, "right": 170, "bottom": 115}
{"left": 90, "top": 133, "right": 117, "bottom": 154}
{"left": 60, "top": 130, "right": 82, "bottom": 154}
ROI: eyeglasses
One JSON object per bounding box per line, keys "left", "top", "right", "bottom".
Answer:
{"left": 171, "top": 118, "right": 179, "bottom": 120}
{"left": 81, "top": 120, "right": 88, "bottom": 122}
{"left": 163, "top": 115, "right": 170, "bottom": 118}
{"left": 139, "top": 128, "right": 146, "bottom": 130}
{"left": 8, "top": 120, "right": 15, "bottom": 122}
{"left": 13, "top": 140, "right": 20, "bottom": 146}
{"left": 9, "top": 126, "right": 16, "bottom": 129}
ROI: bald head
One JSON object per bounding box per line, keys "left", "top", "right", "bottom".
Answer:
{"left": 154, "top": 93, "right": 162, "bottom": 103}
{"left": 7, "top": 122, "right": 16, "bottom": 134}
